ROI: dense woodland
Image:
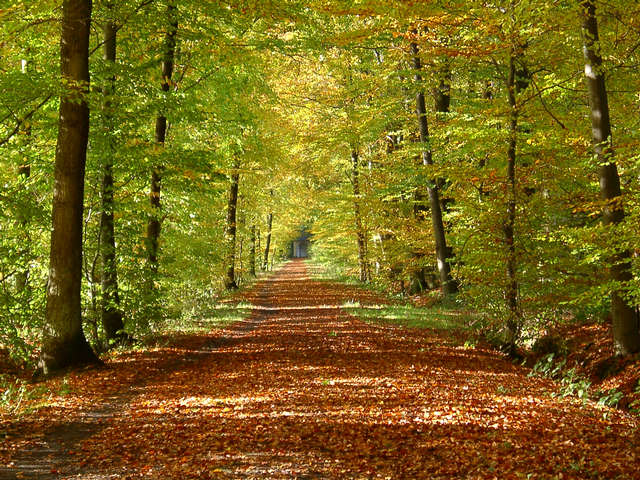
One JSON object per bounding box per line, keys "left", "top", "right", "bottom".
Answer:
{"left": 1, "top": 0, "right": 640, "bottom": 375}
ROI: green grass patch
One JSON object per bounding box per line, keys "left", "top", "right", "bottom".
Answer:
{"left": 308, "top": 260, "right": 477, "bottom": 332}
{"left": 163, "top": 302, "right": 254, "bottom": 335}
{"left": 343, "top": 302, "right": 475, "bottom": 331}
{"left": 0, "top": 374, "right": 51, "bottom": 417}
{"left": 308, "top": 263, "right": 359, "bottom": 285}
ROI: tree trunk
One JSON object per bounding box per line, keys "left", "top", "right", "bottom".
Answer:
{"left": 433, "top": 63, "right": 454, "bottom": 213}
{"left": 237, "top": 237, "right": 243, "bottom": 282}
{"left": 263, "top": 212, "right": 273, "bottom": 271}
{"left": 39, "top": 0, "right": 99, "bottom": 375}
{"left": 580, "top": 0, "right": 640, "bottom": 355}
{"left": 433, "top": 65, "right": 451, "bottom": 114}
{"left": 504, "top": 50, "right": 520, "bottom": 354}
{"left": 256, "top": 226, "right": 261, "bottom": 270}
{"left": 15, "top": 59, "right": 32, "bottom": 294}
{"left": 250, "top": 225, "right": 256, "bottom": 276}
{"left": 224, "top": 161, "right": 239, "bottom": 290}
{"left": 482, "top": 80, "right": 494, "bottom": 100}
{"left": 411, "top": 40, "right": 457, "bottom": 295}
{"left": 351, "top": 150, "right": 369, "bottom": 283}
{"left": 101, "top": 1, "right": 125, "bottom": 343}
{"left": 146, "top": 1, "right": 177, "bottom": 278}
{"left": 270, "top": 240, "right": 275, "bottom": 271}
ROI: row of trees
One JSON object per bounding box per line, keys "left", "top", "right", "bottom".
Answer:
{"left": 276, "top": 1, "right": 640, "bottom": 355}
{"left": 1, "top": 0, "right": 300, "bottom": 373}
{"left": 1, "top": 0, "right": 639, "bottom": 374}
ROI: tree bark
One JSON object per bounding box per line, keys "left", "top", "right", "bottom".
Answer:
{"left": 433, "top": 65, "right": 451, "bottom": 114}
{"left": 15, "top": 59, "right": 32, "bottom": 294}
{"left": 39, "top": 0, "right": 99, "bottom": 375}
{"left": 224, "top": 161, "right": 240, "bottom": 290}
{"left": 580, "top": 0, "right": 640, "bottom": 355}
{"left": 411, "top": 40, "right": 457, "bottom": 295}
{"left": 101, "top": 1, "right": 125, "bottom": 343}
{"left": 18, "top": 59, "right": 32, "bottom": 182}
{"left": 146, "top": 1, "right": 177, "bottom": 278}
{"left": 351, "top": 150, "right": 369, "bottom": 282}
{"left": 238, "top": 237, "right": 243, "bottom": 281}
{"left": 263, "top": 211, "right": 273, "bottom": 271}
{"left": 504, "top": 50, "right": 520, "bottom": 354}
{"left": 256, "top": 226, "right": 261, "bottom": 270}
{"left": 433, "top": 61, "right": 458, "bottom": 269}
{"left": 433, "top": 63, "right": 453, "bottom": 205}
{"left": 269, "top": 239, "right": 276, "bottom": 271}
{"left": 249, "top": 225, "right": 256, "bottom": 276}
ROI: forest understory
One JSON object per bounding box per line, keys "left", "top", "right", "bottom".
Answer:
{"left": 1, "top": 261, "right": 638, "bottom": 479}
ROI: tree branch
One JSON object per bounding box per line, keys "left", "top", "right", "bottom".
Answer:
{"left": 0, "top": 94, "right": 53, "bottom": 147}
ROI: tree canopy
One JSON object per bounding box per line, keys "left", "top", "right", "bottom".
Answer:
{"left": 1, "top": 0, "right": 640, "bottom": 371}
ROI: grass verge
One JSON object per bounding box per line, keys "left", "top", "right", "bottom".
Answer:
{"left": 342, "top": 301, "right": 475, "bottom": 332}
{"left": 163, "top": 302, "right": 254, "bottom": 335}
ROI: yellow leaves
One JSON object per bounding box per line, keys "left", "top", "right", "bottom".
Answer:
{"left": 326, "top": 27, "right": 381, "bottom": 47}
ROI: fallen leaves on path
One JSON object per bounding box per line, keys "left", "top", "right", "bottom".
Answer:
{"left": 2, "top": 260, "right": 639, "bottom": 479}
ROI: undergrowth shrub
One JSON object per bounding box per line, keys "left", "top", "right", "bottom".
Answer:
{"left": 529, "top": 353, "right": 629, "bottom": 415}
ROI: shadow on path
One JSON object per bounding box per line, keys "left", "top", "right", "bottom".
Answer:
{"left": 2, "top": 260, "right": 638, "bottom": 479}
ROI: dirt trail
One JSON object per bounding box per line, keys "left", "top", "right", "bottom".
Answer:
{"left": 2, "top": 260, "right": 639, "bottom": 479}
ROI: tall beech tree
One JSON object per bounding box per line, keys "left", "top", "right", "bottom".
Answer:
{"left": 224, "top": 160, "right": 240, "bottom": 290}
{"left": 100, "top": 0, "right": 125, "bottom": 343}
{"left": 263, "top": 210, "right": 273, "bottom": 271}
{"left": 351, "top": 150, "right": 369, "bottom": 283}
{"left": 410, "top": 39, "right": 456, "bottom": 295}
{"left": 503, "top": 47, "right": 521, "bottom": 354}
{"left": 580, "top": 0, "right": 640, "bottom": 355}
{"left": 432, "top": 62, "right": 454, "bottom": 224}
{"left": 250, "top": 225, "right": 257, "bottom": 276}
{"left": 147, "top": 1, "right": 177, "bottom": 280}
{"left": 15, "top": 59, "right": 32, "bottom": 296}
{"left": 39, "top": 0, "right": 99, "bottom": 374}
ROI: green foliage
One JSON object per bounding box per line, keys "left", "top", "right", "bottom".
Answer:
{"left": 557, "top": 368, "right": 592, "bottom": 403}
{"left": 165, "top": 303, "right": 254, "bottom": 336}
{"left": 530, "top": 354, "right": 567, "bottom": 380}
{"left": 531, "top": 355, "right": 593, "bottom": 403}
{"left": 595, "top": 388, "right": 624, "bottom": 409}
{"left": 58, "top": 376, "right": 72, "bottom": 396}
{"left": 0, "top": 376, "right": 29, "bottom": 415}
{"left": 0, "top": 375, "right": 48, "bottom": 416}
{"left": 630, "top": 379, "right": 640, "bottom": 415}
{"left": 530, "top": 354, "right": 628, "bottom": 415}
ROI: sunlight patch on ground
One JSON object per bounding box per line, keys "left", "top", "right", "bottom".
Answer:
{"left": 176, "top": 395, "right": 274, "bottom": 407}
{"left": 449, "top": 369, "right": 525, "bottom": 379}
{"left": 249, "top": 304, "right": 345, "bottom": 311}
{"left": 311, "top": 376, "right": 398, "bottom": 388}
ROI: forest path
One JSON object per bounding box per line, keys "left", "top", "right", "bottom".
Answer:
{"left": 2, "top": 259, "right": 639, "bottom": 479}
